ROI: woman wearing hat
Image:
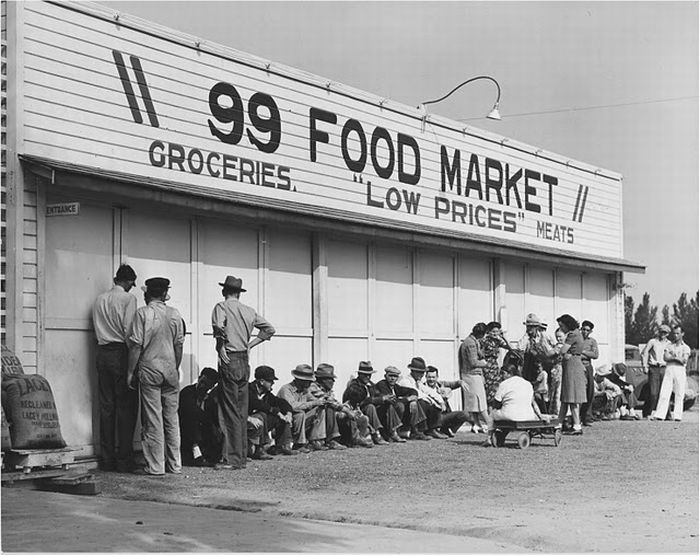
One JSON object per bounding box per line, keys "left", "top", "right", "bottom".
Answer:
{"left": 555, "top": 314, "right": 587, "bottom": 435}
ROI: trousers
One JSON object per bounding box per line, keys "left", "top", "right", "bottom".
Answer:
{"left": 654, "top": 365, "right": 686, "bottom": 421}
{"left": 580, "top": 362, "right": 595, "bottom": 423}
{"left": 644, "top": 366, "right": 664, "bottom": 417}
{"left": 438, "top": 410, "right": 469, "bottom": 433}
{"left": 96, "top": 343, "right": 138, "bottom": 468}
{"left": 218, "top": 352, "right": 250, "bottom": 468}
{"left": 140, "top": 377, "right": 181, "bottom": 475}
{"left": 291, "top": 407, "right": 327, "bottom": 445}
{"left": 248, "top": 411, "right": 293, "bottom": 449}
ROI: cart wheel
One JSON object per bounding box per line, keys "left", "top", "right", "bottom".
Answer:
{"left": 554, "top": 429, "right": 562, "bottom": 447}
{"left": 495, "top": 430, "right": 507, "bottom": 447}
{"left": 517, "top": 432, "right": 530, "bottom": 450}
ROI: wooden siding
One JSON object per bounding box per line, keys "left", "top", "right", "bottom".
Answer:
{"left": 21, "top": 178, "right": 38, "bottom": 372}
{"left": 19, "top": 1, "right": 623, "bottom": 263}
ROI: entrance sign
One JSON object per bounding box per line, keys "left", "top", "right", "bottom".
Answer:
{"left": 20, "top": 1, "right": 623, "bottom": 259}
{"left": 46, "top": 203, "right": 80, "bottom": 217}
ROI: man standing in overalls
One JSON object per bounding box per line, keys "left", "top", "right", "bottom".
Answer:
{"left": 211, "top": 276, "right": 275, "bottom": 470}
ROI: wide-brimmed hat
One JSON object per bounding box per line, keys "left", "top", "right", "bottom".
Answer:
{"left": 407, "top": 357, "right": 427, "bottom": 372}
{"left": 218, "top": 275, "right": 247, "bottom": 292}
{"left": 115, "top": 264, "right": 136, "bottom": 282}
{"left": 315, "top": 363, "right": 336, "bottom": 380}
{"left": 523, "top": 313, "right": 547, "bottom": 328}
{"left": 594, "top": 365, "right": 612, "bottom": 379}
{"left": 384, "top": 366, "right": 401, "bottom": 377}
{"left": 612, "top": 363, "right": 628, "bottom": 377}
{"left": 291, "top": 364, "right": 314, "bottom": 381}
{"left": 357, "top": 361, "right": 375, "bottom": 374}
{"left": 254, "top": 365, "right": 278, "bottom": 382}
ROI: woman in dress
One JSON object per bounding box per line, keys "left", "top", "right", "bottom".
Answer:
{"left": 556, "top": 314, "right": 587, "bottom": 435}
{"left": 458, "top": 322, "right": 489, "bottom": 433}
{"left": 481, "top": 321, "right": 510, "bottom": 408}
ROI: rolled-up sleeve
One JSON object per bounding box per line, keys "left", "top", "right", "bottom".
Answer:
{"left": 211, "top": 303, "right": 227, "bottom": 340}
{"left": 128, "top": 309, "right": 145, "bottom": 348}
{"left": 254, "top": 313, "right": 275, "bottom": 341}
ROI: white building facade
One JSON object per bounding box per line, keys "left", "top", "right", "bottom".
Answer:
{"left": 2, "top": 1, "right": 643, "bottom": 455}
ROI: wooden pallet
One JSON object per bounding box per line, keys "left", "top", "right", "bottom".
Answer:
{"left": 2, "top": 447, "right": 78, "bottom": 475}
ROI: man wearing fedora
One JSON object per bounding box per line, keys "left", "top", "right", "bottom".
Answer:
{"left": 127, "top": 277, "right": 185, "bottom": 476}
{"left": 517, "top": 313, "right": 557, "bottom": 383}
{"left": 178, "top": 367, "right": 222, "bottom": 466}
{"left": 375, "top": 365, "right": 427, "bottom": 441}
{"left": 92, "top": 263, "right": 139, "bottom": 472}
{"left": 211, "top": 275, "right": 275, "bottom": 470}
{"left": 342, "top": 361, "right": 395, "bottom": 445}
{"left": 277, "top": 364, "right": 329, "bottom": 452}
{"left": 398, "top": 357, "right": 444, "bottom": 439}
{"left": 247, "top": 365, "right": 295, "bottom": 458}
{"left": 309, "top": 364, "right": 362, "bottom": 450}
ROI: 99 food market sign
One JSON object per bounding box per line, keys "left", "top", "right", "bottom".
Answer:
{"left": 20, "top": 1, "right": 623, "bottom": 259}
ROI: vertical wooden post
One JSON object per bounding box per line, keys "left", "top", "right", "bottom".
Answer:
{"left": 312, "top": 232, "right": 328, "bottom": 367}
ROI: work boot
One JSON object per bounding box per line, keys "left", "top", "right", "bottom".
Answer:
{"left": 309, "top": 440, "right": 329, "bottom": 451}
{"left": 325, "top": 439, "right": 347, "bottom": 450}
{"left": 293, "top": 443, "right": 311, "bottom": 454}
{"left": 355, "top": 437, "right": 374, "bottom": 448}
{"left": 388, "top": 432, "right": 407, "bottom": 443}
{"left": 411, "top": 430, "right": 431, "bottom": 441}
{"left": 372, "top": 433, "right": 389, "bottom": 445}
{"left": 426, "top": 429, "right": 448, "bottom": 439}
{"left": 251, "top": 446, "right": 273, "bottom": 460}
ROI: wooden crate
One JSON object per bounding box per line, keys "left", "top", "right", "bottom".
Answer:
{"left": 3, "top": 447, "right": 78, "bottom": 474}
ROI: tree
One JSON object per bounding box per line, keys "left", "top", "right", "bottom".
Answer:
{"left": 661, "top": 305, "right": 671, "bottom": 327}
{"left": 627, "top": 292, "right": 658, "bottom": 346}
{"left": 672, "top": 291, "right": 699, "bottom": 349}
{"left": 624, "top": 295, "right": 635, "bottom": 343}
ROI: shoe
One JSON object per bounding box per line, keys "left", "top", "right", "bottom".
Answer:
{"left": 309, "top": 440, "right": 329, "bottom": 451}
{"left": 293, "top": 444, "right": 311, "bottom": 454}
{"left": 372, "top": 434, "right": 389, "bottom": 445}
{"left": 132, "top": 467, "right": 165, "bottom": 476}
{"left": 674, "top": 419, "right": 682, "bottom": 422}
{"left": 582, "top": 421, "right": 594, "bottom": 427}
{"left": 619, "top": 415, "right": 635, "bottom": 421}
{"left": 481, "top": 439, "right": 492, "bottom": 448}
{"left": 426, "top": 429, "right": 449, "bottom": 439}
{"left": 648, "top": 416, "right": 662, "bottom": 421}
{"left": 563, "top": 429, "right": 583, "bottom": 436}
{"left": 251, "top": 448, "right": 274, "bottom": 460}
{"left": 325, "top": 440, "right": 347, "bottom": 450}
{"left": 441, "top": 428, "right": 455, "bottom": 438}
{"left": 388, "top": 432, "right": 407, "bottom": 443}
{"left": 354, "top": 437, "right": 374, "bottom": 448}
{"left": 213, "top": 462, "right": 234, "bottom": 470}
{"left": 411, "top": 431, "right": 431, "bottom": 441}
{"left": 278, "top": 446, "right": 298, "bottom": 456}
{"left": 633, "top": 414, "right": 641, "bottom": 420}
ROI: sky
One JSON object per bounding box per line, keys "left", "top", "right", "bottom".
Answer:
{"left": 104, "top": 1, "right": 699, "bottom": 310}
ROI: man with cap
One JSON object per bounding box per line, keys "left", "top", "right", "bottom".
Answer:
{"left": 247, "top": 365, "right": 296, "bottom": 457}
{"left": 580, "top": 320, "right": 600, "bottom": 426}
{"left": 603, "top": 363, "right": 640, "bottom": 420}
{"left": 127, "top": 277, "right": 185, "bottom": 476}
{"left": 398, "top": 357, "right": 444, "bottom": 439}
{"left": 375, "top": 365, "right": 428, "bottom": 441}
{"left": 308, "top": 364, "right": 358, "bottom": 450}
{"left": 640, "top": 324, "right": 671, "bottom": 417}
{"left": 277, "top": 364, "right": 329, "bottom": 452}
{"left": 342, "top": 361, "right": 394, "bottom": 445}
{"left": 424, "top": 365, "right": 470, "bottom": 437}
{"left": 92, "top": 263, "right": 139, "bottom": 472}
{"left": 178, "top": 367, "right": 222, "bottom": 466}
{"left": 517, "top": 313, "right": 558, "bottom": 384}
{"left": 211, "top": 275, "right": 275, "bottom": 470}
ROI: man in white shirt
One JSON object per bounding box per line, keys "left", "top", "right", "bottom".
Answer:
{"left": 641, "top": 324, "right": 671, "bottom": 417}
{"left": 92, "top": 264, "right": 138, "bottom": 472}
{"left": 398, "top": 357, "right": 445, "bottom": 439}
{"left": 651, "top": 324, "right": 691, "bottom": 422}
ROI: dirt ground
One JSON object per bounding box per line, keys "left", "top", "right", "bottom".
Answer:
{"left": 96, "top": 409, "right": 699, "bottom": 553}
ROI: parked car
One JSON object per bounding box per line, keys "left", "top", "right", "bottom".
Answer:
{"left": 624, "top": 344, "right": 698, "bottom": 412}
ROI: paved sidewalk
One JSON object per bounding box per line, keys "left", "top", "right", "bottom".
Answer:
{"left": 1, "top": 488, "right": 524, "bottom": 553}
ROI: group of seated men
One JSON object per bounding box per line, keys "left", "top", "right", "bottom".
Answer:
{"left": 179, "top": 357, "right": 471, "bottom": 464}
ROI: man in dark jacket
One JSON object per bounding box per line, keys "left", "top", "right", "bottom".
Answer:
{"left": 179, "top": 367, "right": 222, "bottom": 466}
{"left": 375, "top": 366, "right": 428, "bottom": 441}
{"left": 248, "top": 365, "right": 296, "bottom": 456}
{"left": 342, "top": 361, "right": 393, "bottom": 445}
{"left": 608, "top": 363, "right": 640, "bottom": 420}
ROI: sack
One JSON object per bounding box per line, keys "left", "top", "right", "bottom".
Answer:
{"left": 1, "top": 344, "right": 25, "bottom": 377}
{"left": 1, "top": 374, "right": 66, "bottom": 449}
{"left": 1, "top": 402, "right": 11, "bottom": 450}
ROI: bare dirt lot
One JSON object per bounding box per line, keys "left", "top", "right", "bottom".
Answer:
{"left": 97, "top": 411, "right": 699, "bottom": 553}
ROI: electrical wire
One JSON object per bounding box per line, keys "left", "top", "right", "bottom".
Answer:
{"left": 457, "top": 95, "right": 698, "bottom": 121}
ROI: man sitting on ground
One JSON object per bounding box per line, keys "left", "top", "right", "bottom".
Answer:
{"left": 179, "top": 367, "right": 222, "bottom": 467}
{"left": 342, "top": 361, "right": 394, "bottom": 445}
{"left": 247, "top": 365, "right": 296, "bottom": 457}
{"left": 608, "top": 363, "right": 640, "bottom": 420}
{"left": 307, "top": 364, "right": 351, "bottom": 450}
{"left": 374, "top": 366, "right": 425, "bottom": 442}
{"left": 424, "top": 365, "right": 470, "bottom": 437}
{"left": 277, "top": 364, "right": 331, "bottom": 453}
{"left": 592, "top": 367, "right": 623, "bottom": 420}
{"left": 397, "top": 357, "right": 444, "bottom": 439}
